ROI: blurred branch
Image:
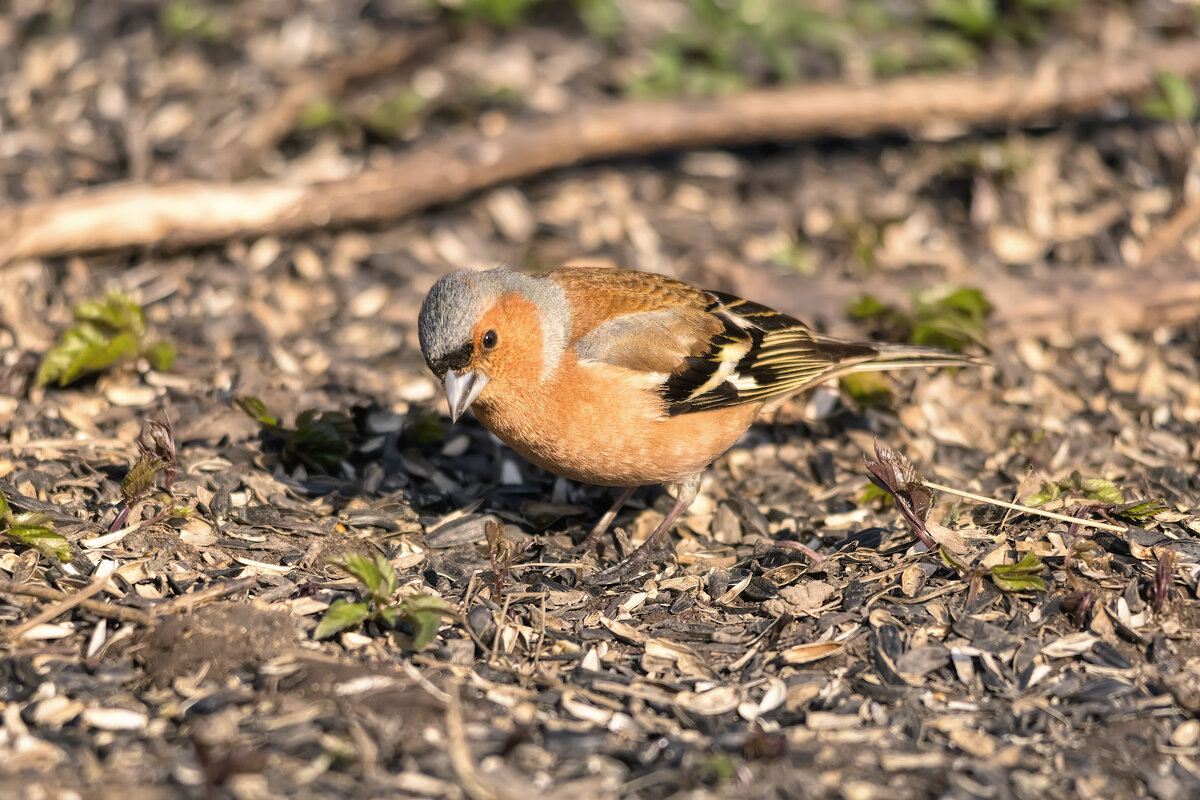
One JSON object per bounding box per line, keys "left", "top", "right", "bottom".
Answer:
{"left": 3, "top": 40, "right": 1200, "bottom": 264}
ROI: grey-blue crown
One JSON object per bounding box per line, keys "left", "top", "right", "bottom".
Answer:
{"left": 417, "top": 268, "right": 571, "bottom": 379}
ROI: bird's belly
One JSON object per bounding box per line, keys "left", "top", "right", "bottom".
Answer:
{"left": 472, "top": 388, "right": 758, "bottom": 488}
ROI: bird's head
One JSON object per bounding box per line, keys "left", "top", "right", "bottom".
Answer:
{"left": 418, "top": 268, "right": 570, "bottom": 422}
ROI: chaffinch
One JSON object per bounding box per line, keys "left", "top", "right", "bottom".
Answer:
{"left": 418, "top": 266, "right": 976, "bottom": 584}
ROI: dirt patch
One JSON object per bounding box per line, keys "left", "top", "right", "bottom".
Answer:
{"left": 136, "top": 603, "right": 301, "bottom": 687}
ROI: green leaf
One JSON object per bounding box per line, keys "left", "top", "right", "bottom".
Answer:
{"left": 284, "top": 410, "right": 354, "bottom": 474}
{"left": 340, "top": 553, "right": 385, "bottom": 596}
{"left": 234, "top": 396, "right": 280, "bottom": 427}
{"left": 1079, "top": 478, "right": 1123, "bottom": 505}
{"left": 857, "top": 482, "right": 894, "bottom": 506}
{"left": 453, "top": 0, "right": 541, "bottom": 27}
{"left": 401, "top": 594, "right": 450, "bottom": 614}
{"left": 37, "top": 324, "right": 104, "bottom": 386}
{"left": 160, "top": 0, "right": 228, "bottom": 41}
{"left": 36, "top": 292, "right": 169, "bottom": 387}
{"left": 1027, "top": 480, "right": 1060, "bottom": 506}
{"left": 363, "top": 90, "right": 428, "bottom": 139}
{"left": 399, "top": 594, "right": 450, "bottom": 649}
{"left": 377, "top": 554, "right": 399, "bottom": 597}
{"left": 1143, "top": 72, "right": 1198, "bottom": 122}
{"left": 297, "top": 97, "right": 345, "bottom": 131}
{"left": 1115, "top": 499, "right": 1169, "bottom": 521}
{"left": 6, "top": 513, "right": 71, "bottom": 562}
{"left": 143, "top": 340, "right": 176, "bottom": 372}
{"left": 576, "top": 0, "right": 624, "bottom": 39}
{"left": 939, "top": 546, "right": 969, "bottom": 572}
{"left": 314, "top": 599, "right": 372, "bottom": 639}
{"left": 936, "top": 287, "right": 993, "bottom": 318}
{"left": 990, "top": 552, "right": 1046, "bottom": 592}
{"left": 406, "top": 409, "right": 446, "bottom": 444}
{"left": 846, "top": 294, "right": 892, "bottom": 320}
{"left": 0, "top": 489, "right": 9, "bottom": 521}
{"left": 74, "top": 291, "right": 146, "bottom": 336}
{"left": 928, "top": 0, "right": 998, "bottom": 38}
{"left": 990, "top": 571, "right": 1046, "bottom": 592}
{"left": 839, "top": 372, "right": 893, "bottom": 407}
{"left": 122, "top": 455, "right": 164, "bottom": 503}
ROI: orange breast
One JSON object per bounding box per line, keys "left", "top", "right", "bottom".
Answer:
{"left": 471, "top": 356, "right": 760, "bottom": 487}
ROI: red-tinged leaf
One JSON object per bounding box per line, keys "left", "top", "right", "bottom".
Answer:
{"left": 863, "top": 439, "right": 935, "bottom": 548}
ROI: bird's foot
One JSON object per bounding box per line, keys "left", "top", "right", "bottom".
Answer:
{"left": 586, "top": 477, "right": 699, "bottom": 587}
{"left": 574, "top": 486, "right": 638, "bottom": 552}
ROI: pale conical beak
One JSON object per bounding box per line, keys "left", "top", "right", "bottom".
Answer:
{"left": 442, "top": 370, "right": 489, "bottom": 423}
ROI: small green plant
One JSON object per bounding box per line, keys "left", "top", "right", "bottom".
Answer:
{"left": 847, "top": 286, "right": 991, "bottom": 352}
{"left": 37, "top": 291, "right": 175, "bottom": 388}
{"left": 941, "top": 548, "right": 1047, "bottom": 593}
{"left": 0, "top": 490, "right": 71, "bottom": 563}
{"left": 1027, "top": 472, "right": 1123, "bottom": 506}
{"left": 624, "top": 0, "right": 839, "bottom": 97}
{"left": 111, "top": 415, "right": 180, "bottom": 532}
{"left": 405, "top": 408, "right": 446, "bottom": 444}
{"left": 315, "top": 553, "right": 450, "bottom": 646}
{"left": 857, "top": 481, "right": 896, "bottom": 507}
{"left": 296, "top": 97, "right": 348, "bottom": 131}
{"left": 439, "top": 0, "right": 541, "bottom": 27}
{"left": 236, "top": 397, "right": 355, "bottom": 474}
{"left": 926, "top": 0, "right": 997, "bottom": 38}
{"left": 839, "top": 371, "right": 895, "bottom": 407}
{"left": 485, "top": 519, "right": 530, "bottom": 602}
{"left": 1141, "top": 71, "right": 1199, "bottom": 123}
{"left": 160, "top": 0, "right": 229, "bottom": 42}
{"left": 924, "top": 0, "right": 1076, "bottom": 44}
{"left": 1114, "top": 499, "right": 1170, "bottom": 522}
{"left": 363, "top": 90, "right": 430, "bottom": 138}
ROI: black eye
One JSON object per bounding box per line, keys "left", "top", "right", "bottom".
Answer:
{"left": 481, "top": 329, "right": 498, "bottom": 351}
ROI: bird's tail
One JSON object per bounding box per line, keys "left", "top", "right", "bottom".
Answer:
{"left": 860, "top": 342, "right": 984, "bottom": 371}
{"left": 817, "top": 340, "right": 986, "bottom": 382}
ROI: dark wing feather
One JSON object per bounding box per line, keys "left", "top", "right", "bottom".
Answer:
{"left": 661, "top": 292, "right": 878, "bottom": 415}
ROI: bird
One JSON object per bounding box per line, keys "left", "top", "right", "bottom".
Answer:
{"left": 418, "top": 266, "right": 978, "bottom": 585}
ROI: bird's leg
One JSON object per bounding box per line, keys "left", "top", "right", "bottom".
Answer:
{"left": 579, "top": 486, "right": 638, "bottom": 549}
{"left": 589, "top": 474, "right": 701, "bottom": 586}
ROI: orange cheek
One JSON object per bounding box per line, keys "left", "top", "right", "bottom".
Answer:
{"left": 473, "top": 294, "right": 546, "bottom": 386}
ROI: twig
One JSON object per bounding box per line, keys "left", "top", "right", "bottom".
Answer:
{"left": 153, "top": 576, "right": 259, "bottom": 616}
{"left": 0, "top": 438, "right": 136, "bottom": 454}
{"left": 4, "top": 41, "right": 1200, "bottom": 263}
{"left": 0, "top": 580, "right": 154, "bottom": 627}
{"left": 443, "top": 678, "right": 516, "bottom": 800}
{"left": 8, "top": 574, "right": 112, "bottom": 640}
{"left": 1139, "top": 198, "right": 1200, "bottom": 265}
{"left": 922, "top": 480, "right": 1127, "bottom": 533}
{"left": 773, "top": 539, "right": 825, "bottom": 563}
{"left": 82, "top": 504, "right": 176, "bottom": 549}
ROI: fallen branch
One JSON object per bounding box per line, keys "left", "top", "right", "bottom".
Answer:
{"left": 1140, "top": 198, "right": 1200, "bottom": 265}
{"left": 8, "top": 574, "right": 112, "bottom": 640}
{"left": 0, "top": 579, "right": 154, "bottom": 627}
{"left": 152, "top": 576, "right": 259, "bottom": 616}
{"left": 4, "top": 41, "right": 1200, "bottom": 264}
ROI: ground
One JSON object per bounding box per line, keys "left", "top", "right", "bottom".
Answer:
{"left": 1, "top": 2, "right": 1199, "bottom": 799}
